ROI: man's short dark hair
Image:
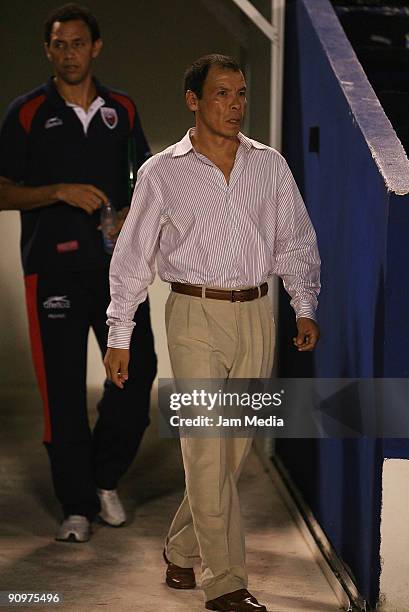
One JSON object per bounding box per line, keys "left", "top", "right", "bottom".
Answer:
{"left": 184, "top": 54, "right": 241, "bottom": 99}
{"left": 44, "top": 3, "right": 101, "bottom": 44}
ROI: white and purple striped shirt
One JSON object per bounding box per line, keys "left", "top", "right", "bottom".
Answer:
{"left": 107, "top": 129, "right": 320, "bottom": 348}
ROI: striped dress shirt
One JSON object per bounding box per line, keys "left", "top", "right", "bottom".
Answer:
{"left": 107, "top": 129, "right": 321, "bottom": 348}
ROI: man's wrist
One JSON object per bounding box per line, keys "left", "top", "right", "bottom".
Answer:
{"left": 35, "top": 183, "right": 61, "bottom": 205}
{"left": 107, "top": 325, "right": 133, "bottom": 349}
{"left": 296, "top": 314, "right": 316, "bottom": 321}
{"left": 51, "top": 183, "right": 63, "bottom": 202}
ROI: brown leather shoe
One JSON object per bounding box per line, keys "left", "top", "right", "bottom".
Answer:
{"left": 205, "top": 589, "right": 267, "bottom": 611}
{"left": 163, "top": 549, "right": 196, "bottom": 589}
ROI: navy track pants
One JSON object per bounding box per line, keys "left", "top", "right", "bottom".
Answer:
{"left": 24, "top": 268, "right": 157, "bottom": 520}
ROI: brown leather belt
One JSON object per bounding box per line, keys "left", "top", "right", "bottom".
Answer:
{"left": 170, "top": 282, "right": 268, "bottom": 302}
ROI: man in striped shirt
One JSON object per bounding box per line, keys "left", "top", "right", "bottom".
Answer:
{"left": 105, "top": 54, "right": 320, "bottom": 612}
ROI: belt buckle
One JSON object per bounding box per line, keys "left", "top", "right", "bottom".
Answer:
{"left": 231, "top": 289, "right": 245, "bottom": 302}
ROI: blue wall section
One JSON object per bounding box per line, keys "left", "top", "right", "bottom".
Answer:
{"left": 276, "top": 0, "right": 409, "bottom": 607}
{"left": 383, "top": 192, "right": 409, "bottom": 459}
{"left": 384, "top": 192, "right": 409, "bottom": 379}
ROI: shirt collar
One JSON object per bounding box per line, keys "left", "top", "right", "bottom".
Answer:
{"left": 172, "top": 128, "right": 269, "bottom": 157}
{"left": 237, "top": 132, "right": 269, "bottom": 151}
{"left": 65, "top": 96, "right": 105, "bottom": 112}
{"left": 172, "top": 129, "right": 195, "bottom": 157}
{"left": 45, "top": 75, "right": 107, "bottom": 109}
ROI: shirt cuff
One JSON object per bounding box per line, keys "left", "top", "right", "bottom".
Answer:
{"left": 294, "top": 304, "right": 317, "bottom": 322}
{"left": 107, "top": 323, "right": 135, "bottom": 349}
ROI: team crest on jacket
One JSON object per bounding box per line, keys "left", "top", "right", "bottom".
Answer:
{"left": 101, "top": 107, "right": 118, "bottom": 129}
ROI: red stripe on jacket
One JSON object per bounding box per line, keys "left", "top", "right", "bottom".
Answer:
{"left": 108, "top": 92, "right": 135, "bottom": 131}
{"left": 24, "top": 274, "right": 51, "bottom": 443}
{"left": 19, "top": 94, "right": 46, "bottom": 134}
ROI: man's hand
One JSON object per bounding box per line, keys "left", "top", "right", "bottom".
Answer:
{"left": 55, "top": 183, "right": 108, "bottom": 215}
{"left": 108, "top": 206, "right": 130, "bottom": 241}
{"left": 104, "top": 347, "right": 130, "bottom": 389}
{"left": 0, "top": 178, "right": 108, "bottom": 213}
{"left": 293, "top": 317, "right": 320, "bottom": 351}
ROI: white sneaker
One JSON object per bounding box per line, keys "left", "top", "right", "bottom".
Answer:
{"left": 97, "top": 488, "right": 126, "bottom": 527}
{"left": 55, "top": 515, "right": 90, "bottom": 543}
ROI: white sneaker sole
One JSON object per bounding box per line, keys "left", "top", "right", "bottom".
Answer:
{"left": 55, "top": 532, "right": 90, "bottom": 543}
{"left": 97, "top": 514, "right": 125, "bottom": 528}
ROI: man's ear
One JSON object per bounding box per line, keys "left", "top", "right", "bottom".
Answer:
{"left": 185, "top": 89, "right": 199, "bottom": 113}
{"left": 92, "top": 38, "right": 103, "bottom": 59}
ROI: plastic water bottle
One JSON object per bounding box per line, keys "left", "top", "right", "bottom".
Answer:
{"left": 100, "top": 200, "right": 117, "bottom": 255}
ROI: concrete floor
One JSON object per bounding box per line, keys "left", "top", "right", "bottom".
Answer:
{"left": 0, "top": 387, "right": 343, "bottom": 612}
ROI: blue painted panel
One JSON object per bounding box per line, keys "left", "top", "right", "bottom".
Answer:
{"left": 384, "top": 192, "right": 409, "bottom": 378}
{"left": 383, "top": 439, "right": 409, "bottom": 459}
{"left": 383, "top": 192, "right": 409, "bottom": 460}
{"left": 276, "top": 0, "right": 396, "bottom": 606}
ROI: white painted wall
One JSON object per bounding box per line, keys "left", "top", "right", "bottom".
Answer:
{"left": 0, "top": 211, "right": 36, "bottom": 387}
{"left": 379, "top": 459, "right": 409, "bottom": 612}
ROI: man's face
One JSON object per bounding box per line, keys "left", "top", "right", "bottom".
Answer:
{"left": 187, "top": 65, "right": 247, "bottom": 139}
{"left": 45, "top": 19, "right": 102, "bottom": 85}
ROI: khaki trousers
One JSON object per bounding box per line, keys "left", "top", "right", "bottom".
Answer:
{"left": 164, "top": 290, "right": 275, "bottom": 601}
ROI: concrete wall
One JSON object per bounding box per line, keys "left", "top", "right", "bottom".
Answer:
{"left": 379, "top": 459, "right": 409, "bottom": 612}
